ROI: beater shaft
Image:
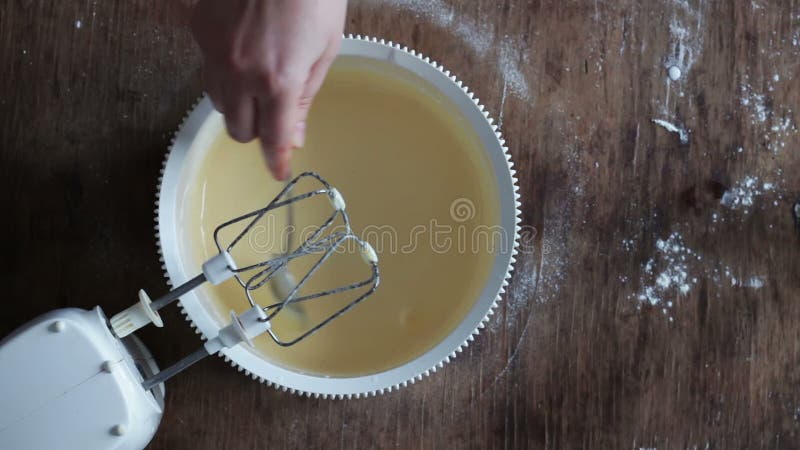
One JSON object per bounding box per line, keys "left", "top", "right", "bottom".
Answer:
{"left": 149, "top": 273, "right": 206, "bottom": 311}
{"left": 112, "top": 172, "right": 380, "bottom": 389}
{"left": 142, "top": 346, "right": 208, "bottom": 391}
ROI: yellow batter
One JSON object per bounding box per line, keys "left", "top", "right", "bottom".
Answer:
{"left": 180, "top": 56, "right": 500, "bottom": 376}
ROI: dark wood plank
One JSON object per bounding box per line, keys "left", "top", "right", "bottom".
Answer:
{"left": 1, "top": 0, "right": 799, "bottom": 448}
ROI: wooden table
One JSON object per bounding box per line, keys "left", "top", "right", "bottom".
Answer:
{"left": 2, "top": 1, "right": 799, "bottom": 448}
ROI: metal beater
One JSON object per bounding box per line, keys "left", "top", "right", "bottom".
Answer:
{"left": 109, "top": 171, "right": 380, "bottom": 390}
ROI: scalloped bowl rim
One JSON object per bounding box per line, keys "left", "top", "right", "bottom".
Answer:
{"left": 156, "top": 36, "right": 521, "bottom": 398}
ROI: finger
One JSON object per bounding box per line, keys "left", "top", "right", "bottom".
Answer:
{"left": 221, "top": 90, "right": 257, "bottom": 143}
{"left": 256, "top": 104, "right": 291, "bottom": 181}
{"left": 292, "top": 121, "right": 306, "bottom": 149}
{"left": 257, "top": 79, "right": 303, "bottom": 151}
{"left": 293, "top": 38, "right": 341, "bottom": 147}
{"left": 257, "top": 92, "right": 298, "bottom": 180}
{"left": 257, "top": 79, "right": 303, "bottom": 180}
{"left": 263, "top": 145, "right": 292, "bottom": 181}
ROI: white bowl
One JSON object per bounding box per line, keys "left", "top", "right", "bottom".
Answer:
{"left": 156, "top": 35, "right": 521, "bottom": 398}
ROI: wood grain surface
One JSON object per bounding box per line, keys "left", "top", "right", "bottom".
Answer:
{"left": 2, "top": 1, "right": 799, "bottom": 448}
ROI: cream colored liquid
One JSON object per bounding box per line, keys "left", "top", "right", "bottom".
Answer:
{"left": 182, "top": 56, "right": 500, "bottom": 376}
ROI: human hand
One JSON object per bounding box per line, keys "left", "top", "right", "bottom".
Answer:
{"left": 191, "top": 0, "right": 347, "bottom": 180}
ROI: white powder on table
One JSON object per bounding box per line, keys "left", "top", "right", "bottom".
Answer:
{"left": 632, "top": 233, "right": 771, "bottom": 319}
{"left": 659, "top": 1, "right": 707, "bottom": 112}
{"left": 714, "top": 266, "right": 767, "bottom": 291}
{"left": 739, "top": 276, "right": 765, "bottom": 289}
{"left": 652, "top": 118, "right": 690, "bottom": 144}
{"left": 719, "top": 175, "right": 777, "bottom": 212}
{"left": 634, "top": 232, "right": 700, "bottom": 316}
{"left": 740, "top": 82, "right": 769, "bottom": 124}
{"left": 739, "top": 75, "right": 798, "bottom": 154}
{"left": 534, "top": 213, "right": 569, "bottom": 304}
{"left": 487, "top": 260, "right": 533, "bottom": 333}
{"left": 363, "top": 0, "right": 531, "bottom": 100}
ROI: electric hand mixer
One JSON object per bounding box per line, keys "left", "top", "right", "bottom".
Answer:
{"left": 0, "top": 172, "right": 380, "bottom": 450}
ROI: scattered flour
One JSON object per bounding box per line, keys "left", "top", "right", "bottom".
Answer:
{"left": 536, "top": 213, "right": 568, "bottom": 303}
{"left": 364, "top": 0, "right": 531, "bottom": 99}
{"left": 714, "top": 266, "right": 767, "bottom": 290}
{"left": 719, "top": 175, "right": 776, "bottom": 212}
{"left": 766, "top": 116, "right": 797, "bottom": 153}
{"left": 740, "top": 74, "right": 798, "bottom": 154}
{"left": 621, "top": 239, "right": 636, "bottom": 252}
{"left": 523, "top": 142, "right": 587, "bottom": 304}
{"left": 634, "top": 232, "right": 701, "bottom": 316}
{"left": 666, "top": 20, "right": 701, "bottom": 76}
{"left": 740, "top": 82, "right": 769, "bottom": 124}
{"left": 632, "top": 232, "right": 770, "bottom": 319}
{"left": 738, "top": 276, "right": 765, "bottom": 289}
{"left": 488, "top": 258, "right": 533, "bottom": 332}
{"left": 486, "top": 224, "right": 539, "bottom": 332}
{"left": 660, "top": 0, "right": 707, "bottom": 109}
{"left": 652, "top": 118, "right": 690, "bottom": 144}
{"left": 497, "top": 80, "right": 508, "bottom": 128}
{"left": 498, "top": 39, "right": 529, "bottom": 100}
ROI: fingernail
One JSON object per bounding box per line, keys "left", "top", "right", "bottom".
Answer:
{"left": 265, "top": 150, "right": 279, "bottom": 178}
{"left": 265, "top": 148, "right": 291, "bottom": 181}
{"left": 293, "top": 122, "right": 306, "bottom": 148}
{"left": 277, "top": 149, "right": 292, "bottom": 181}
{"left": 280, "top": 164, "right": 291, "bottom": 180}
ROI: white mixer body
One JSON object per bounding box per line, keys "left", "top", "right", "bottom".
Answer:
{"left": 0, "top": 307, "right": 164, "bottom": 450}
